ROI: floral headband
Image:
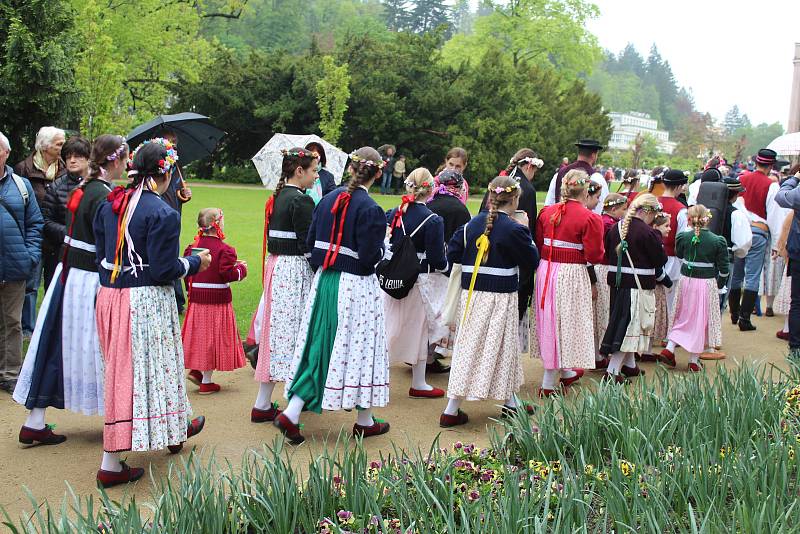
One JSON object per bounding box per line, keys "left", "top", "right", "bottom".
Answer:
{"left": 565, "top": 176, "right": 588, "bottom": 187}
{"left": 637, "top": 203, "right": 662, "bottom": 213}
{"left": 491, "top": 184, "right": 520, "bottom": 194}
{"left": 106, "top": 138, "right": 128, "bottom": 162}
{"left": 128, "top": 137, "right": 179, "bottom": 176}
{"left": 404, "top": 179, "right": 432, "bottom": 189}
{"left": 515, "top": 156, "right": 544, "bottom": 169}
{"left": 604, "top": 196, "right": 627, "bottom": 209}
{"left": 350, "top": 152, "right": 386, "bottom": 169}
{"left": 281, "top": 148, "right": 319, "bottom": 159}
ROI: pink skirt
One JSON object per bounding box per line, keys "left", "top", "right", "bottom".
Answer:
{"left": 384, "top": 284, "right": 429, "bottom": 365}
{"left": 668, "top": 277, "right": 715, "bottom": 354}
{"left": 182, "top": 302, "right": 245, "bottom": 372}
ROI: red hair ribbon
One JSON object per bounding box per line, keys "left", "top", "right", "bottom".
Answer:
{"left": 261, "top": 196, "right": 275, "bottom": 287}
{"left": 390, "top": 194, "right": 415, "bottom": 230}
{"left": 59, "top": 187, "right": 87, "bottom": 283}
{"left": 322, "top": 192, "right": 352, "bottom": 270}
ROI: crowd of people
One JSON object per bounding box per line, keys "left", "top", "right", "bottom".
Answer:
{"left": 1, "top": 124, "right": 799, "bottom": 489}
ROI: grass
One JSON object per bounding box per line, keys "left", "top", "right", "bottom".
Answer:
{"left": 179, "top": 185, "right": 488, "bottom": 335}
{"left": 6, "top": 364, "right": 800, "bottom": 533}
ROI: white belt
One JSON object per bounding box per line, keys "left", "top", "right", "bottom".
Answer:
{"left": 607, "top": 265, "right": 656, "bottom": 276}
{"left": 64, "top": 236, "right": 95, "bottom": 253}
{"left": 682, "top": 260, "right": 714, "bottom": 268}
{"left": 269, "top": 230, "right": 297, "bottom": 239}
{"left": 543, "top": 238, "right": 584, "bottom": 250}
{"left": 100, "top": 259, "right": 150, "bottom": 273}
{"left": 462, "top": 265, "right": 519, "bottom": 276}
{"left": 191, "top": 282, "right": 230, "bottom": 289}
{"left": 313, "top": 240, "right": 359, "bottom": 259}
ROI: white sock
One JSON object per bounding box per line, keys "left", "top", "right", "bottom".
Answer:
{"left": 504, "top": 395, "right": 518, "bottom": 408}
{"left": 622, "top": 353, "right": 636, "bottom": 368}
{"left": 101, "top": 452, "right": 122, "bottom": 473}
{"left": 25, "top": 407, "right": 46, "bottom": 430}
{"left": 607, "top": 352, "right": 625, "bottom": 376}
{"left": 202, "top": 371, "right": 213, "bottom": 384}
{"left": 666, "top": 340, "right": 677, "bottom": 353}
{"left": 356, "top": 408, "right": 374, "bottom": 427}
{"left": 254, "top": 382, "right": 276, "bottom": 410}
{"left": 561, "top": 368, "right": 577, "bottom": 379}
{"left": 283, "top": 394, "right": 305, "bottom": 424}
{"left": 689, "top": 353, "right": 699, "bottom": 365}
{"left": 767, "top": 296, "right": 775, "bottom": 308}
{"left": 542, "top": 369, "right": 559, "bottom": 390}
{"left": 444, "top": 398, "right": 463, "bottom": 416}
{"left": 785, "top": 316, "right": 790, "bottom": 333}
{"left": 411, "top": 360, "right": 433, "bottom": 391}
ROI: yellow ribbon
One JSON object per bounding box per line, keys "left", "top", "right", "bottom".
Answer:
{"left": 462, "top": 234, "right": 490, "bottom": 324}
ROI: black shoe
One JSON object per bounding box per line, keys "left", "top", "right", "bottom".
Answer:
{"left": 738, "top": 289, "right": 758, "bottom": 329}
{"left": 738, "top": 319, "right": 756, "bottom": 331}
{"left": 426, "top": 360, "right": 450, "bottom": 374}
{"left": 729, "top": 288, "right": 741, "bottom": 324}
{"left": 0, "top": 379, "right": 16, "bottom": 393}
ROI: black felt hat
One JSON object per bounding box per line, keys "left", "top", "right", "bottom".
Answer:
{"left": 700, "top": 168, "right": 723, "bottom": 182}
{"left": 574, "top": 139, "right": 604, "bottom": 151}
{"left": 662, "top": 169, "right": 689, "bottom": 185}
{"left": 722, "top": 175, "right": 745, "bottom": 193}
{"left": 755, "top": 148, "right": 777, "bottom": 166}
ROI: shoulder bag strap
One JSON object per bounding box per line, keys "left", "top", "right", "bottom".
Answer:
{"left": 409, "top": 213, "right": 436, "bottom": 238}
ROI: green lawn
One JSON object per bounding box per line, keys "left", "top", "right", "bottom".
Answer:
{"left": 179, "top": 185, "right": 489, "bottom": 335}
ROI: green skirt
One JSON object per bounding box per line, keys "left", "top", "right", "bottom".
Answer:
{"left": 287, "top": 270, "right": 340, "bottom": 413}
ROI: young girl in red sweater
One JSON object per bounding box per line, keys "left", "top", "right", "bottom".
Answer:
{"left": 183, "top": 208, "right": 248, "bottom": 393}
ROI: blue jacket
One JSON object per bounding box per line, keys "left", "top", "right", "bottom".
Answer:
{"left": 307, "top": 186, "right": 386, "bottom": 275}
{"left": 386, "top": 202, "right": 448, "bottom": 273}
{"left": 448, "top": 211, "right": 539, "bottom": 293}
{"left": 775, "top": 175, "right": 800, "bottom": 261}
{"left": 0, "top": 165, "right": 43, "bottom": 283}
{"left": 94, "top": 190, "right": 201, "bottom": 288}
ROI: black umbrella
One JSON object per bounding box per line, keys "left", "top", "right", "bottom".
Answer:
{"left": 127, "top": 112, "right": 225, "bottom": 164}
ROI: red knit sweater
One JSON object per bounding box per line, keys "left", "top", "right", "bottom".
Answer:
{"left": 184, "top": 235, "right": 247, "bottom": 304}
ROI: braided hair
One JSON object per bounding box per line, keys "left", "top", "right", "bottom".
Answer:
{"left": 551, "top": 169, "right": 589, "bottom": 227}
{"left": 404, "top": 167, "right": 434, "bottom": 202}
{"left": 687, "top": 204, "right": 711, "bottom": 240}
{"left": 482, "top": 175, "right": 520, "bottom": 264}
{"left": 618, "top": 193, "right": 661, "bottom": 249}
{"left": 504, "top": 148, "right": 537, "bottom": 175}
{"left": 274, "top": 147, "right": 319, "bottom": 199}
{"left": 88, "top": 134, "right": 128, "bottom": 182}
{"left": 347, "top": 146, "right": 383, "bottom": 194}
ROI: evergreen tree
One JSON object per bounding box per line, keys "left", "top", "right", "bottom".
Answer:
{"left": 382, "top": 0, "right": 411, "bottom": 31}
{"left": 645, "top": 45, "right": 680, "bottom": 131}
{"left": 407, "top": 0, "right": 452, "bottom": 36}
{"left": 452, "top": 0, "right": 474, "bottom": 34}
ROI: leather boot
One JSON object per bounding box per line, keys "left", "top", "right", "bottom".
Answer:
{"left": 728, "top": 288, "right": 741, "bottom": 325}
{"left": 738, "top": 290, "right": 758, "bottom": 331}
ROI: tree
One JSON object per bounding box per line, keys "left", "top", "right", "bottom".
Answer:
{"left": 723, "top": 105, "right": 750, "bottom": 135}
{"left": 644, "top": 45, "right": 680, "bottom": 131}
{"left": 452, "top": 0, "right": 474, "bottom": 34}
{"left": 408, "top": 0, "right": 452, "bottom": 36}
{"left": 0, "top": 0, "right": 80, "bottom": 157}
{"left": 316, "top": 56, "right": 351, "bottom": 144}
{"left": 382, "top": 0, "right": 411, "bottom": 31}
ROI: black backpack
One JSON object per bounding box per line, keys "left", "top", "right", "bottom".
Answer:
{"left": 376, "top": 213, "right": 435, "bottom": 299}
{"left": 696, "top": 181, "right": 728, "bottom": 236}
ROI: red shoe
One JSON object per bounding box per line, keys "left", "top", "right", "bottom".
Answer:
{"left": 439, "top": 410, "right": 469, "bottom": 427}
{"left": 198, "top": 382, "right": 221, "bottom": 395}
{"left": 274, "top": 413, "right": 305, "bottom": 444}
{"left": 96, "top": 461, "right": 145, "bottom": 488}
{"left": 688, "top": 362, "right": 703, "bottom": 373}
{"left": 538, "top": 387, "right": 559, "bottom": 398}
{"left": 621, "top": 365, "right": 644, "bottom": 377}
{"left": 638, "top": 352, "right": 659, "bottom": 363}
{"left": 593, "top": 357, "right": 609, "bottom": 370}
{"left": 560, "top": 369, "right": 584, "bottom": 387}
{"left": 168, "top": 415, "right": 206, "bottom": 453}
{"left": 601, "top": 372, "right": 627, "bottom": 385}
{"left": 409, "top": 387, "right": 445, "bottom": 398}
{"left": 352, "top": 419, "right": 391, "bottom": 438}
{"left": 777, "top": 330, "right": 790, "bottom": 341}
{"left": 187, "top": 370, "right": 202, "bottom": 386}
{"left": 251, "top": 404, "right": 281, "bottom": 423}
{"left": 19, "top": 425, "right": 67, "bottom": 446}
{"left": 658, "top": 349, "right": 676, "bottom": 368}
{"left": 501, "top": 403, "right": 534, "bottom": 419}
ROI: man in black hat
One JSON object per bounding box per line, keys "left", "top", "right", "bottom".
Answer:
{"left": 729, "top": 148, "right": 782, "bottom": 331}
{"left": 544, "top": 139, "right": 608, "bottom": 214}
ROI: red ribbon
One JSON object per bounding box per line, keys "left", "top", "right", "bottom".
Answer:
{"left": 261, "top": 196, "right": 275, "bottom": 287}
{"left": 390, "top": 194, "right": 415, "bottom": 230}
{"left": 323, "top": 192, "right": 352, "bottom": 270}
{"left": 60, "top": 187, "right": 87, "bottom": 283}
{"left": 539, "top": 203, "right": 568, "bottom": 310}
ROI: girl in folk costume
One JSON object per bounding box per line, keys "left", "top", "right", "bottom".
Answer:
{"left": 275, "top": 147, "right": 390, "bottom": 444}
{"left": 439, "top": 176, "right": 539, "bottom": 427}
{"left": 13, "top": 135, "right": 126, "bottom": 445}
{"left": 532, "top": 170, "right": 604, "bottom": 397}
{"left": 657, "top": 169, "right": 690, "bottom": 316}
{"left": 384, "top": 168, "right": 448, "bottom": 398}
{"left": 424, "top": 168, "right": 472, "bottom": 365}
{"left": 252, "top": 148, "right": 317, "bottom": 422}
{"left": 93, "top": 139, "right": 209, "bottom": 487}
{"left": 621, "top": 169, "right": 641, "bottom": 201}
{"left": 433, "top": 147, "right": 470, "bottom": 204}
{"left": 650, "top": 212, "right": 673, "bottom": 350}
{"left": 599, "top": 194, "right": 668, "bottom": 383}
{"left": 182, "top": 208, "right": 248, "bottom": 394}
{"left": 659, "top": 205, "right": 729, "bottom": 372}
{"left": 593, "top": 193, "right": 628, "bottom": 369}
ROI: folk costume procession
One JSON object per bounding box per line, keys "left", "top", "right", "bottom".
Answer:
{"left": 6, "top": 125, "right": 800, "bottom": 490}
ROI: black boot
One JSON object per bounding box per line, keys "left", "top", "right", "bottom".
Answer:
{"left": 738, "top": 290, "right": 758, "bottom": 331}
{"left": 728, "top": 288, "right": 741, "bottom": 325}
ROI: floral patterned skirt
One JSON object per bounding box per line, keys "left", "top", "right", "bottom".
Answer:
{"left": 255, "top": 254, "right": 313, "bottom": 383}
{"left": 593, "top": 265, "right": 611, "bottom": 350}
{"left": 653, "top": 284, "right": 669, "bottom": 345}
{"left": 775, "top": 267, "right": 791, "bottom": 315}
{"left": 761, "top": 254, "right": 785, "bottom": 297}
{"left": 96, "top": 285, "right": 191, "bottom": 453}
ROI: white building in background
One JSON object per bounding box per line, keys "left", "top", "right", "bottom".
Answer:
{"left": 608, "top": 111, "right": 677, "bottom": 154}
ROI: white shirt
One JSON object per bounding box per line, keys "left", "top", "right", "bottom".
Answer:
{"left": 544, "top": 172, "right": 608, "bottom": 215}
{"left": 733, "top": 182, "right": 782, "bottom": 246}
{"left": 687, "top": 180, "right": 701, "bottom": 206}
{"left": 730, "top": 209, "right": 753, "bottom": 258}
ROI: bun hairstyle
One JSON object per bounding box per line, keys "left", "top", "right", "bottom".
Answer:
{"left": 687, "top": 204, "right": 711, "bottom": 239}
{"left": 347, "top": 146, "right": 383, "bottom": 194}
{"left": 622, "top": 169, "right": 639, "bottom": 183}
{"left": 482, "top": 175, "right": 520, "bottom": 264}
{"left": 404, "top": 167, "right": 434, "bottom": 200}
{"left": 130, "top": 142, "right": 169, "bottom": 186}
{"left": 274, "top": 147, "right": 319, "bottom": 198}
{"left": 88, "top": 134, "right": 128, "bottom": 181}
{"left": 505, "top": 148, "right": 541, "bottom": 175}
{"left": 198, "top": 207, "right": 223, "bottom": 229}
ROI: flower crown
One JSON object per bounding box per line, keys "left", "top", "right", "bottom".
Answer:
{"left": 350, "top": 152, "right": 386, "bottom": 169}
{"left": 638, "top": 203, "right": 662, "bottom": 213}
{"left": 128, "top": 137, "right": 178, "bottom": 176}
{"left": 604, "top": 196, "right": 627, "bottom": 209}
{"left": 492, "top": 184, "right": 520, "bottom": 194}
{"left": 515, "top": 156, "right": 544, "bottom": 169}
{"left": 404, "top": 179, "right": 432, "bottom": 189}
{"left": 106, "top": 138, "right": 128, "bottom": 162}
{"left": 565, "top": 176, "right": 588, "bottom": 187}
{"left": 281, "top": 148, "right": 319, "bottom": 159}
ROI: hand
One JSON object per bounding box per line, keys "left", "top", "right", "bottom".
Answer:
{"left": 771, "top": 248, "right": 779, "bottom": 259}
{"left": 198, "top": 250, "right": 212, "bottom": 272}
{"left": 179, "top": 187, "right": 192, "bottom": 201}
{"left": 591, "top": 284, "right": 598, "bottom": 301}
{"left": 237, "top": 260, "right": 248, "bottom": 268}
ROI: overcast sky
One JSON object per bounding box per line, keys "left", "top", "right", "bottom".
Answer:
{"left": 585, "top": 0, "right": 800, "bottom": 128}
